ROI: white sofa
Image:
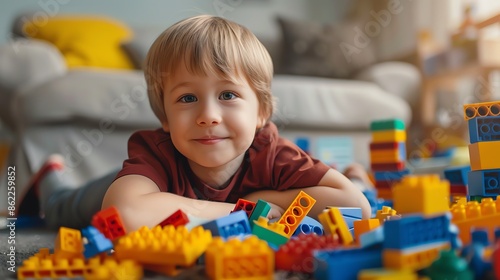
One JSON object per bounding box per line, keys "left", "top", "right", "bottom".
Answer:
{"left": 0, "top": 23, "right": 419, "bottom": 213}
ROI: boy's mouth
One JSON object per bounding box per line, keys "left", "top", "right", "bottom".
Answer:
{"left": 193, "top": 136, "right": 227, "bottom": 145}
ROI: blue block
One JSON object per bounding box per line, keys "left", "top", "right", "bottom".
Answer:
{"left": 314, "top": 245, "right": 383, "bottom": 280}
{"left": 338, "top": 207, "right": 362, "bottom": 230}
{"left": 360, "top": 226, "right": 384, "bottom": 248}
{"left": 468, "top": 169, "right": 500, "bottom": 197}
{"left": 460, "top": 243, "right": 493, "bottom": 279}
{"left": 373, "top": 169, "right": 410, "bottom": 182}
{"left": 383, "top": 213, "right": 451, "bottom": 250}
{"left": 292, "top": 216, "right": 324, "bottom": 236}
{"left": 471, "top": 228, "right": 490, "bottom": 246}
{"left": 82, "top": 226, "right": 113, "bottom": 258}
{"left": 202, "top": 210, "right": 251, "bottom": 238}
{"left": 362, "top": 189, "right": 378, "bottom": 217}
{"left": 468, "top": 116, "right": 500, "bottom": 143}
{"left": 443, "top": 165, "right": 471, "bottom": 185}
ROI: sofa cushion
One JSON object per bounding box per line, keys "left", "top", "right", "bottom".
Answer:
{"left": 16, "top": 69, "right": 159, "bottom": 127}
{"left": 276, "top": 16, "right": 377, "bottom": 78}
{"left": 121, "top": 27, "right": 165, "bottom": 69}
{"left": 21, "top": 15, "right": 135, "bottom": 69}
{"left": 271, "top": 75, "right": 411, "bottom": 130}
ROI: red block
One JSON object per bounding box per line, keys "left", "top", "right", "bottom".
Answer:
{"left": 275, "top": 234, "right": 339, "bottom": 273}
{"left": 371, "top": 161, "right": 406, "bottom": 171}
{"left": 91, "top": 206, "right": 126, "bottom": 241}
{"left": 369, "top": 142, "right": 400, "bottom": 150}
{"left": 494, "top": 240, "right": 500, "bottom": 280}
{"left": 375, "top": 180, "right": 394, "bottom": 189}
{"left": 450, "top": 184, "right": 468, "bottom": 196}
{"left": 158, "top": 209, "right": 189, "bottom": 227}
{"left": 230, "top": 198, "right": 256, "bottom": 217}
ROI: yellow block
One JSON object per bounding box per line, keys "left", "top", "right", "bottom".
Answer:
{"left": 383, "top": 243, "right": 449, "bottom": 270}
{"left": 318, "top": 208, "right": 353, "bottom": 245}
{"left": 372, "top": 130, "right": 406, "bottom": 143}
{"left": 392, "top": 175, "right": 450, "bottom": 216}
{"left": 375, "top": 206, "right": 398, "bottom": 224}
{"left": 358, "top": 268, "right": 418, "bottom": 280}
{"left": 468, "top": 141, "right": 500, "bottom": 171}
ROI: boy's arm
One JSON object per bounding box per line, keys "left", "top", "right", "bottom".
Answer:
{"left": 102, "top": 175, "right": 235, "bottom": 232}
{"left": 243, "top": 169, "right": 371, "bottom": 219}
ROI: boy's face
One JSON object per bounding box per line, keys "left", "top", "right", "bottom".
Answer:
{"left": 161, "top": 62, "right": 266, "bottom": 171}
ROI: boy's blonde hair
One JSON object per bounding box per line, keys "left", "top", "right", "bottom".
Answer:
{"left": 145, "top": 15, "right": 274, "bottom": 125}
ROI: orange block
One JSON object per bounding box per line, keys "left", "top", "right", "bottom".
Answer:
{"left": 276, "top": 191, "right": 316, "bottom": 238}
{"left": 353, "top": 219, "right": 380, "bottom": 242}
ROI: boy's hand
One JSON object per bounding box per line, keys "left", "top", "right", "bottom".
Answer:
{"left": 267, "top": 202, "right": 284, "bottom": 219}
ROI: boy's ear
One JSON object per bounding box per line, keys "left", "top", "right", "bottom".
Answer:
{"left": 257, "top": 112, "right": 269, "bottom": 129}
{"left": 161, "top": 121, "right": 170, "bottom": 132}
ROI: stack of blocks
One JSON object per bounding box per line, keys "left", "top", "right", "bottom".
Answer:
{"left": 369, "top": 119, "right": 410, "bottom": 199}
{"left": 464, "top": 101, "right": 500, "bottom": 199}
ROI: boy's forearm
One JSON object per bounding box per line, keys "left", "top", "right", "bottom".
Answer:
{"left": 103, "top": 185, "right": 234, "bottom": 232}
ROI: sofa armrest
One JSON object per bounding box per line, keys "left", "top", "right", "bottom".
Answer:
{"left": 354, "top": 62, "right": 421, "bottom": 108}
{"left": 0, "top": 39, "right": 67, "bottom": 92}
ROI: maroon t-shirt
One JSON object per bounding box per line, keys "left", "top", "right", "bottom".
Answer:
{"left": 115, "top": 122, "right": 330, "bottom": 203}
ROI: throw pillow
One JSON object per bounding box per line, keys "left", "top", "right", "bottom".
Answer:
{"left": 22, "top": 15, "right": 134, "bottom": 69}
{"left": 277, "top": 16, "right": 377, "bottom": 79}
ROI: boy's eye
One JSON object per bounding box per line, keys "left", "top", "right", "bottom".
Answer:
{"left": 179, "top": 95, "right": 197, "bottom": 103}
{"left": 220, "top": 91, "right": 237, "bottom": 100}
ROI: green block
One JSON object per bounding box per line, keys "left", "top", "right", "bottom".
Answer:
{"left": 469, "top": 195, "right": 484, "bottom": 203}
{"left": 423, "top": 249, "right": 473, "bottom": 280}
{"left": 252, "top": 221, "right": 289, "bottom": 247}
{"left": 370, "top": 119, "right": 405, "bottom": 131}
{"left": 249, "top": 199, "right": 271, "bottom": 228}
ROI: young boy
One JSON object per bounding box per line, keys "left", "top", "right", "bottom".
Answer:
{"left": 101, "top": 15, "right": 371, "bottom": 231}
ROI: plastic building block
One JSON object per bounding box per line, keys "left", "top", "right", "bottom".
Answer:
{"left": 450, "top": 197, "right": 500, "bottom": 244}
{"left": 276, "top": 191, "right": 316, "bottom": 237}
{"left": 252, "top": 216, "right": 289, "bottom": 247}
{"left": 358, "top": 268, "right": 419, "bottom": 280}
{"left": 463, "top": 101, "right": 500, "bottom": 120}
{"left": 248, "top": 199, "right": 271, "bottom": 227}
{"left": 383, "top": 213, "right": 451, "bottom": 250}
{"left": 275, "top": 234, "right": 339, "bottom": 273}
{"left": 114, "top": 225, "right": 212, "bottom": 266}
{"left": 354, "top": 219, "right": 380, "bottom": 243}
{"left": 202, "top": 210, "right": 251, "bottom": 239}
{"left": 460, "top": 242, "right": 493, "bottom": 279}
{"left": 373, "top": 169, "right": 410, "bottom": 182}
{"left": 318, "top": 207, "right": 353, "bottom": 245}
{"left": 468, "top": 169, "right": 500, "bottom": 197}
{"left": 295, "top": 137, "right": 310, "bottom": 154}
{"left": 314, "top": 245, "right": 383, "bottom": 280}
{"left": 85, "top": 257, "right": 143, "bottom": 280}
{"left": 469, "top": 141, "right": 500, "bottom": 171}
{"left": 375, "top": 188, "right": 392, "bottom": 200}
{"left": 494, "top": 239, "right": 500, "bottom": 280}
{"left": 468, "top": 116, "right": 500, "bottom": 143}
{"left": 337, "top": 207, "right": 362, "bottom": 233}
{"left": 450, "top": 184, "right": 468, "bottom": 196}
{"left": 444, "top": 165, "right": 471, "bottom": 185}
{"left": 230, "top": 198, "right": 256, "bottom": 217}
{"left": 82, "top": 226, "right": 113, "bottom": 258}
{"left": 393, "top": 174, "right": 450, "bottom": 216}
{"left": 54, "top": 227, "right": 84, "bottom": 260}
{"left": 158, "top": 209, "right": 189, "bottom": 227}
{"left": 205, "top": 236, "right": 274, "bottom": 280}
{"left": 91, "top": 206, "right": 126, "bottom": 241}
{"left": 370, "top": 119, "right": 405, "bottom": 131}
{"left": 292, "top": 216, "right": 324, "bottom": 236}
{"left": 372, "top": 130, "right": 406, "bottom": 143}
{"left": 383, "top": 242, "right": 450, "bottom": 270}
{"left": 369, "top": 141, "right": 404, "bottom": 151}
{"left": 422, "top": 249, "right": 473, "bottom": 280}
{"left": 143, "top": 264, "right": 179, "bottom": 277}
{"left": 359, "top": 226, "right": 384, "bottom": 248}
{"left": 371, "top": 161, "right": 406, "bottom": 172}
{"left": 375, "top": 206, "right": 398, "bottom": 224}
{"left": 18, "top": 252, "right": 87, "bottom": 279}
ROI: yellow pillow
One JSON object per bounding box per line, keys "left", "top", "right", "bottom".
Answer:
{"left": 23, "top": 15, "right": 134, "bottom": 69}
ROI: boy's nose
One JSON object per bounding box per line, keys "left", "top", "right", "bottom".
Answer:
{"left": 196, "top": 103, "right": 221, "bottom": 126}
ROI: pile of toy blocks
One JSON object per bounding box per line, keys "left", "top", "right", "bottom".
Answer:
{"left": 369, "top": 119, "right": 409, "bottom": 200}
